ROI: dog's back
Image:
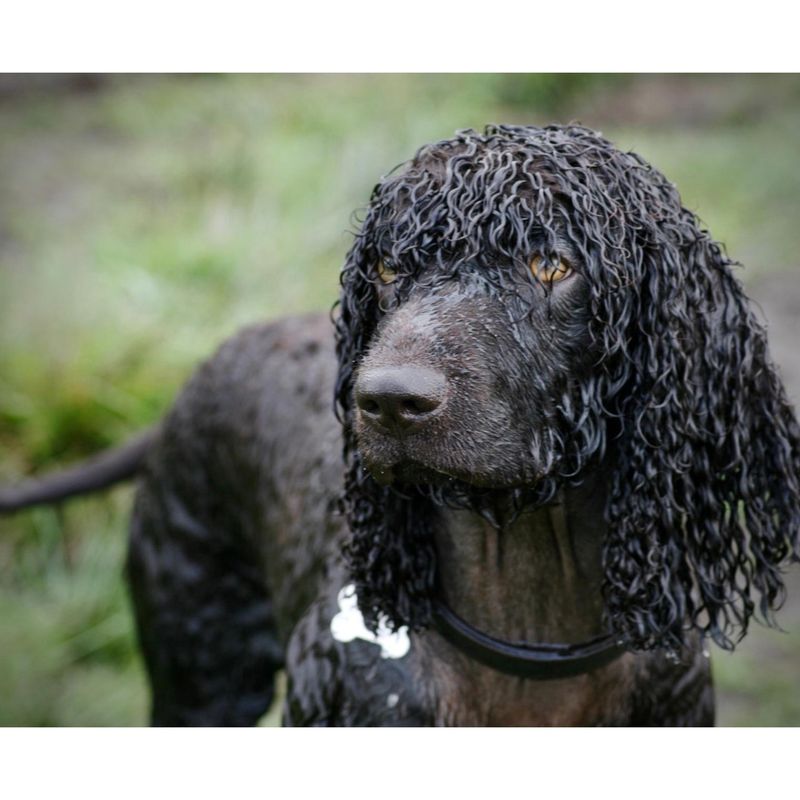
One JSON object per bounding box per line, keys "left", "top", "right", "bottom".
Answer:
{"left": 126, "top": 312, "right": 343, "bottom": 725}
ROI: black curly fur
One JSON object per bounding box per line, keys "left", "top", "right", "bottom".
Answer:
{"left": 335, "top": 123, "right": 800, "bottom": 654}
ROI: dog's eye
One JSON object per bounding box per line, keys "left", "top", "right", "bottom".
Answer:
{"left": 530, "top": 255, "right": 572, "bottom": 284}
{"left": 376, "top": 260, "right": 398, "bottom": 285}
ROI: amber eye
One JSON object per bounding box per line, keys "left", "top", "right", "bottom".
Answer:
{"left": 530, "top": 254, "right": 572, "bottom": 284}
{"left": 376, "top": 259, "right": 398, "bottom": 284}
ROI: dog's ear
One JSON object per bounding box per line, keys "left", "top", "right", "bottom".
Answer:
{"left": 339, "top": 466, "right": 436, "bottom": 633}
{"left": 334, "top": 233, "right": 379, "bottom": 429}
{"left": 334, "top": 230, "right": 437, "bottom": 633}
{"left": 600, "top": 225, "right": 800, "bottom": 652}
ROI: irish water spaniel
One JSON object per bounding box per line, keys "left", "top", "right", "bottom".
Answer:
{"left": 2, "top": 124, "right": 799, "bottom": 725}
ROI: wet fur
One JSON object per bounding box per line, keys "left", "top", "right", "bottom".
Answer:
{"left": 336, "top": 124, "right": 800, "bottom": 652}
{"left": 126, "top": 125, "right": 800, "bottom": 725}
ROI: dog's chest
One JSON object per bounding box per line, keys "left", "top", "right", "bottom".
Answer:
{"left": 418, "top": 636, "right": 639, "bottom": 727}
{"left": 287, "top": 586, "right": 640, "bottom": 726}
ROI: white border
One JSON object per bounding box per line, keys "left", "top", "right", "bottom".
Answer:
{"left": 1, "top": 728, "right": 797, "bottom": 799}
{"left": 1, "top": 2, "right": 798, "bottom": 71}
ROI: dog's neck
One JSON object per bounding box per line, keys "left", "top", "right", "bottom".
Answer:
{"left": 434, "top": 471, "right": 608, "bottom": 644}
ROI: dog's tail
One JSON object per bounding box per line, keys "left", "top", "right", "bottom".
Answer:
{"left": 0, "top": 427, "right": 158, "bottom": 514}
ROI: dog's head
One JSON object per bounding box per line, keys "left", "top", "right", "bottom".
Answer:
{"left": 334, "top": 124, "right": 800, "bottom": 652}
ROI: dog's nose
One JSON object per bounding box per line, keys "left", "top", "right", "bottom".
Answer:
{"left": 355, "top": 366, "right": 446, "bottom": 435}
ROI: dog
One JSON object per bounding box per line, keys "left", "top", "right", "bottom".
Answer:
{"left": 2, "top": 124, "right": 799, "bottom": 725}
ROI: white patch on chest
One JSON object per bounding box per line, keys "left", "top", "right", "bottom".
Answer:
{"left": 330, "top": 584, "right": 411, "bottom": 659}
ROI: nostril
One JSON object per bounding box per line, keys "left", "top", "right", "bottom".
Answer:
{"left": 401, "top": 398, "right": 421, "bottom": 415}
{"left": 400, "top": 396, "right": 439, "bottom": 416}
{"left": 361, "top": 398, "right": 381, "bottom": 416}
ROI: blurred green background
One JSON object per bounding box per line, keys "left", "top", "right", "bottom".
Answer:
{"left": 0, "top": 74, "right": 798, "bottom": 726}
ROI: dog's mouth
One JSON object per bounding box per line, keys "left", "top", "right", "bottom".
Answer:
{"left": 360, "top": 451, "right": 538, "bottom": 491}
{"left": 367, "top": 458, "right": 459, "bottom": 488}
{"left": 355, "top": 409, "right": 550, "bottom": 489}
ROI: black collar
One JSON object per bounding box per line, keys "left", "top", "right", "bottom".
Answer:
{"left": 431, "top": 600, "right": 628, "bottom": 680}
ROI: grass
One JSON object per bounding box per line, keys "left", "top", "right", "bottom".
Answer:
{"left": 1, "top": 74, "right": 799, "bottom": 725}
